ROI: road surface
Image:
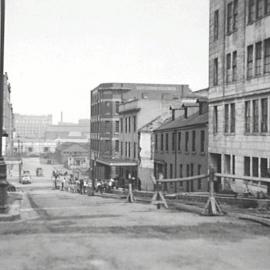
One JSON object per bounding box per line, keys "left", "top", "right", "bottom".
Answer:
{"left": 1, "top": 158, "right": 270, "bottom": 270}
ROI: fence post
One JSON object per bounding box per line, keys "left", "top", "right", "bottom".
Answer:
{"left": 202, "top": 168, "right": 224, "bottom": 216}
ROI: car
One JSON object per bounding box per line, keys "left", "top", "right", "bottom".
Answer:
{"left": 20, "top": 170, "right": 32, "bottom": 184}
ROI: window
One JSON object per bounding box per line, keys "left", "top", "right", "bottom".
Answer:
{"left": 161, "top": 134, "right": 164, "bottom": 151}
{"left": 252, "top": 157, "right": 259, "bottom": 177}
{"left": 253, "top": 99, "right": 259, "bottom": 132}
{"left": 177, "top": 132, "right": 181, "bottom": 151}
{"left": 245, "top": 101, "right": 251, "bottom": 133}
{"left": 120, "top": 118, "right": 123, "bottom": 132}
{"left": 261, "top": 98, "right": 268, "bottom": 132}
{"left": 155, "top": 134, "right": 158, "bottom": 151}
{"left": 227, "top": 2, "right": 233, "bottom": 33}
{"left": 261, "top": 158, "right": 268, "bottom": 177}
{"left": 233, "top": 0, "right": 238, "bottom": 31}
{"left": 115, "top": 101, "right": 120, "bottom": 113}
{"left": 225, "top": 104, "right": 229, "bottom": 133}
{"left": 255, "top": 42, "right": 262, "bottom": 76}
{"left": 213, "top": 106, "right": 218, "bottom": 134}
{"left": 128, "top": 142, "right": 131, "bottom": 157}
{"left": 232, "top": 51, "right": 237, "bottom": 81}
{"left": 213, "top": 58, "right": 219, "bottom": 85}
{"left": 230, "top": 103, "right": 235, "bottom": 133}
{"left": 172, "top": 132, "right": 176, "bottom": 151}
{"left": 214, "top": 10, "right": 219, "bottom": 41}
{"left": 134, "top": 142, "right": 137, "bottom": 159}
{"left": 128, "top": 117, "right": 131, "bottom": 133}
{"left": 264, "top": 38, "right": 270, "bottom": 73}
{"left": 226, "top": 53, "right": 231, "bottom": 83}
{"left": 248, "top": 0, "right": 255, "bottom": 23}
{"left": 257, "top": 0, "right": 264, "bottom": 18}
{"left": 232, "top": 155, "right": 236, "bottom": 175}
{"left": 125, "top": 142, "right": 127, "bottom": 157}
{"left": 244, "top": 156, "right": 251, "bottom": 176}
{"left": 115, "top": 140, "right": 119, "bottom": 152}
{"left": 192, "top": 130, "right": 196, "bottom": 152}
{"left": 186, "top": 164, "right": 190, "bottom": 177}
{"left": 185, "top": 132, "right": 189, "bottom": 152}
{"left": 200, "top": 130, "right": 205, "bottom": 153}
{"left": 198, "top": 164, "right": 202, "bottom": 175}
{"left": 133, "top": 116, "right": 136, "bottom": 131}
{"left": 115, "top": 121, "right": 119, "bottom": 133}
{"left": 179, "top": 164, "right": 183, "bottom": 178}
{"left": 190, "top": 163, "right": 194, "bottom": 176}
{"left": 247, "top": 45, "right": 254, "bottom": 78}
{"left": 170, "top": 164, "right": 173, "bottom": 178}
{"left": 125, "top": 118, "right": 127, "bottom": 133}
{"left": 120, "top": 142, "right": 123, "bottom": 156}
{"left": 165, "top": 133, "right": 169, "bottom": 151}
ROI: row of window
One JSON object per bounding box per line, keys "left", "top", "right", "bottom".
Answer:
{"left": 248, "top": 0, "right": 270, "bottom": 24}
{"left": 213, "top": 103, "right": 236, "bottom": 134}
{"left": 161, "top": 162, "right": 202, "bottom": 182}
{"left": 212, "top": 38, "right": 270, "bottom": 86}
{"left": 247, "top": 38, "right": 270, "bottom": 78}
{"left": 120, "top": 115, "right": 137, "bottom": 133}
{"left": 120, "top": 141, "right": 137, "bottom": 159}
{"left": 244, "top": 156, "right": 269, "bottom": 178}
{"left": 213, "top": 98, "right": 269, "bottom": 135}
{"left": 155, "top": 130, "right": 206, "bottom": 154}
{"left": 213, "top": 0, "right": 270, "bottom": 42}
{"left": 91, "top": 120, "right": 120, "bottom": 134}
{"left": 91, "top": 101, "right": 120, "bottom": 116}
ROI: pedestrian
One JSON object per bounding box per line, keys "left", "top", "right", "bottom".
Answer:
{"left": 79, "top": 178, "right": 84, "bottom": 194}
{"left": 61, "top": 177, "right": 66, "bottom": 191}
{"left": 137, "top": 177, "right": 142, "bottom": 191}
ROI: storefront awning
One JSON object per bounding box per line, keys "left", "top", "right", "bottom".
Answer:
{"left": 96, "top": 158, "right": 137, "bottom": 167}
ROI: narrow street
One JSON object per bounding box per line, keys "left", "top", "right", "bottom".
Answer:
{"left": 0, "top": 158, "right": 270, "bottom": 270}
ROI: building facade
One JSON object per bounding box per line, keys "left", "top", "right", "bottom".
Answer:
{"left": 3, "top": 73, "right": 15, "bottom": 157}
{"left": 209, "top": 0, "right": 270, "bottom": 192}
{"left": 154, "top": 99, "right": 209, "bottom": 194}
{"left": 90, "top": 83, "right": 191, "bottom": 180}
{"left": 14, "top": 114, "right": 52, "bottom": 139}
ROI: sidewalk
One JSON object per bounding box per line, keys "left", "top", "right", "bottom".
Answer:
{"left": 0, "top": 192, "right": 23, "bottom": 222}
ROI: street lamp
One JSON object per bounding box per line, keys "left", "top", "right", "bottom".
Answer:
{"left": 0, "top": 0, "right": 8, "bottom": 214}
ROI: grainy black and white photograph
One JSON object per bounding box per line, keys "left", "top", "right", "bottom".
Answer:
{"left": 0, "top": 0, "right": 270, "bottom": 269}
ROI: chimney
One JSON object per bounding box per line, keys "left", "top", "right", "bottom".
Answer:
{"left": 169, "top": 106, "right": 175, "bottom": 121}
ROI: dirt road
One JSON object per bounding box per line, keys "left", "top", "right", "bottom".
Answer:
{"left": 1, "top": 158, "right": 270, "bottom": 270}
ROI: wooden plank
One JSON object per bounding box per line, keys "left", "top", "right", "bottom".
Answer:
{"left": 157, "top": 174, "right": 208, "bottom": 183}
{"left": 215, "top": 173, "right": 270, "bottom": 184}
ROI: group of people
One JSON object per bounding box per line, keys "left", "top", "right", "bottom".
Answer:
{"left": 52, "top": 170, "right": 142, "bottom": 195}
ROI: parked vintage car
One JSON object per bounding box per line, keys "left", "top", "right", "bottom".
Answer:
{"left": 20, "top": 170, "right": 32, "bottom": 184}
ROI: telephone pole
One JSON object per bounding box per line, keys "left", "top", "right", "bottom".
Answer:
{"left": 0, "top": 0, "right": 8, "bottom": 214}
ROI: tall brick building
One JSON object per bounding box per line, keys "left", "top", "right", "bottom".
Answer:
{"left": 90, "top": 83, "right": 191, "bottom": 180}
{"left": 208, "top": 0, "right": 270, "bottom": 191}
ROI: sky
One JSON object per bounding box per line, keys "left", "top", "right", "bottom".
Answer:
{"left": 4, "top": 0, "right": 209, "bottom": 124}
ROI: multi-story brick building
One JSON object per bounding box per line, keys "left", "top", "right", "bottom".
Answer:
{"left": 153, "top": 97, "right": 208, "bottom": 193}
{"left": 90, "top": 83, "right": 192, "bottom": 180}
{"left": 208, "top": 0, "right": 270, "bottom": 192}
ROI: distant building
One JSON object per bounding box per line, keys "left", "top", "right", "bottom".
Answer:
{"left": 90, "top": 82, "right": 192, "bottom": 180}
{"left": 45, "top": 119, "right": 90, "bottom": 143}
{"left": 208, "top": 0, "right": 270, "bottom": 193}
{"left": 14, "top": 113, "right": 52, "bottom": 139}
{"left": 2, "top": 73, "right": 15, "bottom": 157}
{"left": 153, "top": 96, "right": 208, "bottom": 193}
{"left": 55, "top": 142, "right": 89, "bottom": 170}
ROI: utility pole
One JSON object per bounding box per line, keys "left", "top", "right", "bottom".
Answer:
{"left": 0, "top": 0, "right": 8, "bottom": 214}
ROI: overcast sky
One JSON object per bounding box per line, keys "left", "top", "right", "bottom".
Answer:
{"left": 5, "top": 0, "right": 209, "bottom": 124}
